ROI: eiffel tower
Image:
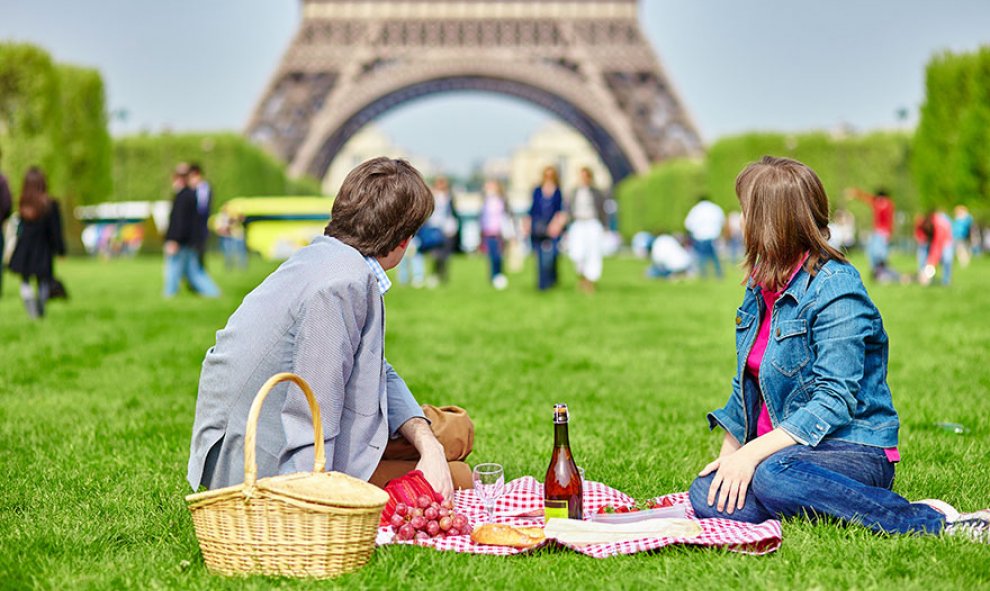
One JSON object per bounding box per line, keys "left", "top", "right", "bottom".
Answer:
{"left": 246, "top": 0, "right": 703, "bottom": 183}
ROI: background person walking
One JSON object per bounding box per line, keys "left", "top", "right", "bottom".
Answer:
{"left": 915, "top": 210, "right": 954, "bottom": 287}
{"left": 565, "top": 166, "right": 609, "bottom": 294}
{"left": 478, "top": 179, "right": 510, "bottom": 290}
{"left": 847, "top": 187, "right": 895, "bottom": 280}
{"left": 425, "top": 176, "right": 459, "bottom": 287}
{"left": 953, "top": 205, "right": 974, "bottom": 268}
{"left": 0, "top": 148, "right": 12, "bottom": 297}
{"left": 188, "top": 163, "right": 212, "bottom": 268}
{"left": 524, "top": 165, "right": 566, "bottom": 291}
{"left": 163, "top": 165, "right": 220, "bottom": 298}
{"left": 214, "top": 204, "right": 247, "bottom": 270}
{"left": 7, "top": 167, "right": 65, "bottom": 319}
{"left": 684, "top": 195, "right": 725, "bottom": 279}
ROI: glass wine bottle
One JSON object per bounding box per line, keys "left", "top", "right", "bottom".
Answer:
{"left": 544, "top": 403, "right": 583, "bottom": 521}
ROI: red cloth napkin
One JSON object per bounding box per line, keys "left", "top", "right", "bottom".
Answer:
{"left": 379, "top": 470, "right": 445, "bottom": 526}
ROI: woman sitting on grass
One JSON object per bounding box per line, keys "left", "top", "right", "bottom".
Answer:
{"left": 689, "top": 156, "right": 988, "bottom": 541}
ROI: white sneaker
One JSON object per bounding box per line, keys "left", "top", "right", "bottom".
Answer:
{"left": 914, "top": 499, "right": 960, "bottom": 522}
{"left": 945, "top": 518, "right": 990, "bottom": 543}
{"left": 957, "top": 509, "right": 990, "bottom": 522}
{"left": 492, "top": 274, "right": 508, "bottom": 290}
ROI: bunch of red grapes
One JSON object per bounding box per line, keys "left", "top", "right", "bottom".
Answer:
{"left": 389, "top": 495, "right": 471, "bottom": 542}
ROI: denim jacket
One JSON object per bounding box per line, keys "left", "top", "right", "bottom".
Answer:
{"left": 708, "top": 259, "right": 900, "bottom": 448}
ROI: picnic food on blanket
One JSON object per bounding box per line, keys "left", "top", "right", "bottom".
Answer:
{"left": 590, "top": 503, "right": 689, "bottom": 524}
{"left": 379, "top": 470, "right": 444, "bottom": 526}
{"left": 390, "top": 497, "right": 473, "bottom": 541}
{"left": 544, "top": 403, "right": 583, "bottom": 521}
{"left": 379, "top": 470, "right": 472, "bottom": 540}
{"left": 470, "top": 524, "right": 547, "bottom": 549}
{"left": 596, "top": 497, "right": 675, "bottom": 514}
{"left": 544, "top": 517, "right": 703, "bottom": 546}
{"left": 381, "top": 477, "right": 783, "bottom": 556}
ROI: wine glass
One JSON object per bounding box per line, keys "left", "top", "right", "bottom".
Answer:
{"left": 472, "top": 463, "right": 505, "bottom": 521}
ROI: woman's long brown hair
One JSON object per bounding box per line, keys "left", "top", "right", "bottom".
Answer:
{"left": 541, "top": 165, "right": 559, "bottom": 187}
{"left": 735, "top": 156, "right": 845, "bottom": 291}
{"left": 18, "top": 167, "right": 51, "bottom": 222}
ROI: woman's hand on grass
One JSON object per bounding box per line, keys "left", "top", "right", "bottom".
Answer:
{"left": 700, "top": 450, "right": 759, "bottom": 515}
{"left": 700, "top": 428, "right": 799, "bottom": 515}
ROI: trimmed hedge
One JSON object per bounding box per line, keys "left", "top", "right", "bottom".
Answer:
{"left": 0, "top": 43, "right": 64, "bottom": 197}
{"left": 58, "top": 65, "right": 113, "bottom": 206}
{"left": 616, "top": 158, "right": 705, "bottom": 236}
{"left": 113, "top": 133, "right": 322, "bottom": 207}
{"left": 914, "top": 47, "right": 990, "bottom": 216}
{"left": 616, "top": 131, "right": 916, "bottom": 238}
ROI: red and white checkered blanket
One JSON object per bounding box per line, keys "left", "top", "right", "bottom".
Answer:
{"left": 378, "top": 477, "right": 782, "bottom": 557}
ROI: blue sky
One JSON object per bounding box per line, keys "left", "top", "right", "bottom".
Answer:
{"left": 1, "top": 0, "right": 988, "bottom": 174}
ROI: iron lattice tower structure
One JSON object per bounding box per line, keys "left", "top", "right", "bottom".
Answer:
{"left": 247, "top": 0, "right": 703, "bottom": 183}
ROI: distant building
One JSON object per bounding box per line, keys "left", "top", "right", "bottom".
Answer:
{"left": 323, "top": 125, "right": 436, "bottom": 195}
{"left": 481, "top": 157, "right": 512, "bottom": 183}
{"left": 503, "top": 121, "right": 613, "bottom": 207}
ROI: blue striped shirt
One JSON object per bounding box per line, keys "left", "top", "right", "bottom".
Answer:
{"left": 363, "top": 256, "right": 392, "bottom": 296}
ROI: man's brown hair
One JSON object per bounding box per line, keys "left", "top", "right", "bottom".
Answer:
{"left": 325, "top": 157, "right": 434, "bottom": 257}
{"left": 735, "top": 156, "right": 845, "bottom": 291}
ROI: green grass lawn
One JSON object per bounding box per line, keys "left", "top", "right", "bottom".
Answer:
{"left": 1, "top": 251, "right": 988, "bottom": 590}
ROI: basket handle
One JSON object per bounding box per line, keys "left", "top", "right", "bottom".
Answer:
{"left": 243, "top": 372, "right": 326, "bottom": 489}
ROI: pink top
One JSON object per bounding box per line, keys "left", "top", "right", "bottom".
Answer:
{"left": 480, "top": 194, "right": 506, "bottom": 237}
{"left": 744, "top": 254, "right": 900, "bottom": 463}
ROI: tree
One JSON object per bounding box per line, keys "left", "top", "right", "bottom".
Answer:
{"left": 0, "top": 43, "right": 63, "bottom": 196}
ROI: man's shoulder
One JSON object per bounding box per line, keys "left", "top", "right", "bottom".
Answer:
{"left": 288, "top": 236, "right": 374, "bottom": 289}
{"left": 241, "top": 237, "right": 376, "bottom": 323}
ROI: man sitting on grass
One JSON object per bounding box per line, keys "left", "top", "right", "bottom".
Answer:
{"left": 186, "top": 157, "right": 473, "bottom": 498}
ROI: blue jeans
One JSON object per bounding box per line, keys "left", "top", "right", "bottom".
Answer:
{"left": 397, "top": 251, "right": 425, "bottom": 285}
{"left": 689, "top": 440, "right": 945, "bottom": 535}
{"left": 534, "top": 238, "right": 558, "bottom": 290}
{"left": 917, "top": 244, "right": 953, "bottom": 285}
{"left": 484, "top": 236, "right": 503, "bottom": 279}
{"left": 164, "top": 246, "right": 220, "bottom": 297}
{"left": 693, "top": 239, "right": 722, "bottom": 278}
{"left": 220, "top": 236, "right": 247, "bottom": 269}
{"left": 867, "top": 233, "right": 889, "bottom": 273}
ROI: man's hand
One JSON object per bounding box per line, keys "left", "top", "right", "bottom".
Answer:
{"left": 164, "top": 240, "right": 179, "bottom": 256}
{"left": 398, "top": 417, "right": 454, "bottom": 499}
{"left": 699, "top": 449, "right": 759, "bottom": 515}
{"left": 415, "top": 445, "right": 454, "bottom": 500}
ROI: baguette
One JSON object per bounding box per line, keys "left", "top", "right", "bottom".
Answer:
{"left": 470, "top": 524, "right": 546, "bottom": 549}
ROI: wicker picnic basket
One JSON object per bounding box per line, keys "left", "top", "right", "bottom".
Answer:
{"left": 185, "top": 372, "right": 389, "bottom": 579}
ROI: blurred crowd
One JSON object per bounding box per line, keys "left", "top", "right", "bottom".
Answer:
{"left": 633, "top": 188, "right": 984, "bottom": 288}
{"left": 3, "top": 148, "right": 985, "bottom": 319}
{"left": 827, "top": 187, "right": 981, "bottom": 287}
{"left": 397, "top": 165, "right": 619, "bottom": 294}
